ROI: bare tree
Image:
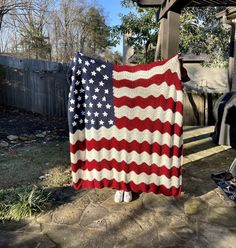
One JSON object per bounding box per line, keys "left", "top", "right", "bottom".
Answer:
{"left": 10, "top": 0, "right": 53, "bottom": 59}
{"left": 1, "top": 0, "right": 117, "bottom": 61}
{"left": 49, "top": 1, "right": 115, "bottom": 62}
{"left": 0, "top": 0, "right": 26, "bottom": 31}
{"left": 0, "top": 24, "right": 10, "bottom": 52}
{"left": 50, "top": 11, "right": 60, "bottom": 61}
{"left": 50, "top": 0, "right": 86, "bottom": 62}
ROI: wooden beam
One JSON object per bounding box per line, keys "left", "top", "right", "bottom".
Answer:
{"left": 159, "top": 0, "right": 192, "bottom": 19}
{"left": 191, "top": 0, "right": 236, "bottom": 6}
{"left": 216, "top": 7, "right": 236, "bottom": 20}
{"left": 159, "top": 0, "right": 236, "bottom": 20}
{"left": 136, "top": 0, "right": 164, "bottom": 7}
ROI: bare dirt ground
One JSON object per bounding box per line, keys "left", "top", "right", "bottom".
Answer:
{"left": 0, "top": 105, "right": 68, "bottom": 141}
{"left": 0, "top": 106, "right": 71, "bottom": 189}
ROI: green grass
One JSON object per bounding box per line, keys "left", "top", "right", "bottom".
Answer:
{"left": 0, "top": 142, "right": 70, "bottom": 189}
{"left": 0, "top": 185, "right": 52, "bottom": 221}
{"left": 0, "top": 141, "right": 71, "bottom": 220}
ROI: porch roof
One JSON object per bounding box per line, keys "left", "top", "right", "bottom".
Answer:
{"left": 216, "top": 7, "right": 236, "bottom": 19}
{"left": 137, "top": 0, "right": 236, "bottom": 19}
{"left": 137, "top": 0, "right": 236, "bottom": 7}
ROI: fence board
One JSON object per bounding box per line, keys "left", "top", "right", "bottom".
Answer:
{"left": 0, "top": 55, "right": 69, "bottom": 118}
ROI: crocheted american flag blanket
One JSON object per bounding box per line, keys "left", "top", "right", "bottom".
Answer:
{"left": 67, "top": 53, "right": 184, "bottom": 197}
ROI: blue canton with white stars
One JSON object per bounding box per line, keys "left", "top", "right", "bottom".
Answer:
{"left": 67, "top": 52, "right": 115, "bottom": 133}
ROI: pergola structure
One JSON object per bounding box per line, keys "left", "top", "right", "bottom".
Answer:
{"left": 216, "top": 7, "right": 236, "bottom": 91}
{"left": 137, "top": 0, "right": 236, "bottom": 90}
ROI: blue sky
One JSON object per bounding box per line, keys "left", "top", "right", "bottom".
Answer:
{"left": 95, "top": 0, "right": 131, "bottom": 53}
{"left": 95, "top": 0, "right": 129, "bottom": 26}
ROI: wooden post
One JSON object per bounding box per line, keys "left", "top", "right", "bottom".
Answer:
{"left": 161, "top": 10, "right": 180, "bottom": 59}
{"left": 160, "top": 18, "right": 167, "bottom": 59}
{"left": 230, "top": 23, "right": 235, "bottom": 91}
{"left": 154, "top": 15, "right": 162, "bottom": 61}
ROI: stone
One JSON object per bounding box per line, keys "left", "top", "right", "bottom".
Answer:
{"left": 175, "top": 227, "right": 195, "bottom": 239}
{"left": 25, "top": 139, "right": 37, "bottom": 143}
{"left": 73, "top": 194, "right": 91, "bottom": 209}
{"left": 78, "top": 203, "right": 109, "bottom": 227}
{"left": 0, "top": 230, "right": 56, "bottom": 248}
{"left": 42, "top": 223, "right": 125, "bottom": 248}
{"left": 86, "top": 188, "right": 113, "bottom": 204}
{"left": 100, "top": 196, "right": 127, "bottom": 212}
{"left": 41, "top": 223, "right": 85, "bottom": 248}
{"left": 18, "top": 134, "right": 33, "bottom": 141}
{"left": 200, "top": 190, "right": 223, "bottom": 207}
{"left": 122, "top": 195, "right": 143, "bottom": 212}
{"left": 35, "top": 133, "right": 46, "bottom": 138}
{"left": 200, "top": 223, "right": 236, "bottom": 248}
{"left": 0, "top": 140, "right": 9, "bottom": 147}
{"left": 158, "top": 229, "right": 182, "bottom": 247}
{"left": 169, "top": 215, "right": 189, "bottom": 229}
{"left": 142, "top": 192, "right": 175, "bottom": 211}
{"left": 207, "top": 207, "right": 236, "bottom": 227}
{"left": 104, "top": 212, "right": 143, "bottom": 239}
{"left": 117, "top": 226, "right": 159, "bottom": 248}
{"left": 37, "top": 213, "right": 52, "bottom": 224}
{"left": 184, "top": 197, "right": 207, "bottom": 215}
{"left": 18, "top": 136, "right": 28, "bottom": 141}
{"left": 52, "top": 204, "right": 84, "bottom": 225}
{"left": 7, "top": 135, "right": 18, "bottom": 141}
{"left": 18, "top": 219, "right": 42, "bottom": 233}
{"left": 39, "top": 173, "right": 51, "bottom": 180}
{"left": 10, "top": 140, "right": 18, "bottom": 144}
{"left": 86, "top": 218, "right": 107, "bottom": 231}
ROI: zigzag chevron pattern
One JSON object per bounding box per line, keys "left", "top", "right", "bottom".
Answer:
{"left": 70, "top": 148, "right": 183, "bottom": 167}
{"left": 67, "top": 53, "right": 184, "bottom": 196}
{"left": 69, "top": 127, "right": 183, "bottom": 147}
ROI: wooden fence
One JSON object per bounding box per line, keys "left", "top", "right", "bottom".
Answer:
{"left": 0, "top": 55, "right": 69, "bottom": 117}
{"left": 0, "top": 55, "right": 222, "bottom": 125}
{"left": 183, "top": 92, "right": 220, "bottom": 126}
